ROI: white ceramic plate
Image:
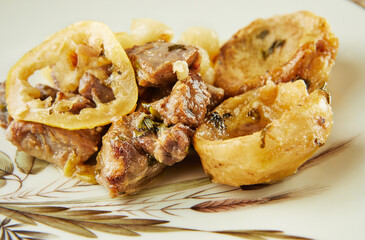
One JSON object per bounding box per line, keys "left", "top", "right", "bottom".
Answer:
{"left": 0, "top": 0, "right": 364, "bottom": 239}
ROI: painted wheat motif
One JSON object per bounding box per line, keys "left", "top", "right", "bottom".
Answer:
{"left": 299, "top": 136, "right": 358, "bottom": 171}
{"left": 351, "top": 0, "right": 365, "bottom": 8}
{"left": 191, "top": 185, "right": 327, "bottom": 213}
{"left": 0, "top": 135, "right": 358, "bottom": 239}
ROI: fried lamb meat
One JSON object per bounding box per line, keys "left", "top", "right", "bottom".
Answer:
{"left": 126, "top": 40, "right": 201, "bottom": 87}
{"left": 215, "top": 11, "right": 339, "bottom": 97}
{"left": 151, "top": 72, "right": 211, "bottom": 128}
{"left": 96, "top": 112, "right": 194, "bottom": 197}
{"left": 6, "top": 120, "right": 105, "bottom": 168}
{"left": 3, "top": 79, "right": 106, "bottom": 169}
{"left": 78, "top": 71, "right": 115, "bottom": 103}
{"left": 97, "top": 68, "right": 212, "bottom": 197}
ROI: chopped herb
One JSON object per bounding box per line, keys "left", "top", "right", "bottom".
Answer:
{"left": 168, "top": 44, "right": 187, "bottom": 52}
{"left": 138, "top": 116, "right": 155, "bottom": 131}
{"left": 141, "top": 103, "right": 151, "bottom": 110}
{"left": 257, "top": 29, "right": 269, "bottom": 39}
{"left": 147, "top": 154, "right": 158, "bottom": 166}
{"left": 141, "top": 103, "right": 161, "bottom": 120}
{"left": 247, "top": 109, "right": 261, "bottom": 121}
{"left": 150, "top": 107, "right": 161, "bottom": 119}
{"left": 208, "top": 112, "right": 227, "bottom": 131}
{"left": 222, "top": 113, "right": 232, "bottom": 119}
{"left": 262, "top": 39, "right": 286, "bottom": 60}
{"left": 136, "top": 114, "right": 164, "bottom": 136}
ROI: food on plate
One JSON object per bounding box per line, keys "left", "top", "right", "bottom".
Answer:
{"left": 215, "top": 11, "right": 339, "bottom": 97}
{"left": 126, "top": 40, "right": 201, "bottom": 87}
{"left": 179, "top": 27, "right": 219, "bottom": 85}
{"left": 179, "top": 26, "right": 220, "bottom": 61}
{"left": 97, "top": 68, "right": 212, "bottom": 196}
{"left": 1, "top": 12, "right": 338, "bottom": 197}
{"left": 115, "top": 18, "right": 174, "bottom": 49}
{"left": 96, "top": 112, "right": 194, "bottom": 197}
{"left": 150, "top": 72, "right": 211, "bottom": 128}
{"left": 5, "top": 21, "right": 138, "bottom": 130}
{"left": 6, "top": 120, "right": 106, "bottom": 169}
{"left": 193, "top": 80, "right": 333, "bottom": 186}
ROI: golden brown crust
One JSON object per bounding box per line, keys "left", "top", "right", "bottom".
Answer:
{"left": 215, "top": 11, "right": 339, "bottom": 97}
{"left": 194, "top": 81, "right": 333, "bottom": 186}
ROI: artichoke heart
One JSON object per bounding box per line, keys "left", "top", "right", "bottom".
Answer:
{"left": 193, "top": 80, "right": 333, "bottom": 187}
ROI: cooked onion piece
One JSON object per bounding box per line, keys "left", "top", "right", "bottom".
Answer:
{"left": 6, "top": 21, "right": 138, "bottom": 130}
{"left": 131, "top": 18, "right": 174, "bottom": 43}
{"left": 193, "top": 80, "right": 333, "bottom": 186}
{"left": 215, "top": 11, "right": 339, "bottom": 97}
{"left": 179, "top": 27, "right": 219, "bottom": 85}
{"left": 179, "top": 26, "right": 220, "bottom": 61}
{"left": 197, "top": 47, "right": 216, "bottom": 85}
{"left": 115, "top": 18, "right": 174, "bottom": 49}
{"left": 173, "top": 60, "right": 189, "bottom": 81}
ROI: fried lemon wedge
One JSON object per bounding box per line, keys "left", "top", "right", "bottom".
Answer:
{"left": 193, "top": 80, "right": 333, "bottom": 186}
{"left": 6, "top": 21, "right": 137, "bottom": 130}
{"left": 215, "top": 11, "right": 338, "bottom": 97}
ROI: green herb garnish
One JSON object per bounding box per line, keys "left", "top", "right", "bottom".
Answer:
{"left": 246, "top": 109, "right": 261, "bottom": 121}
{"left": 257, "top": 29, "right": 269, "bottom": 39}
{"left": 208, "top": 112, "right": 228, "bottom": 131}
{"left": 262, "top": 39, "right": 286, "bottom": 60}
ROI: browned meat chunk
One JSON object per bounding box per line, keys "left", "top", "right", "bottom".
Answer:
{"left": 0, "top": 82, "right": 13, "bottom": 128}
{"left": 35, "top": 84, "right": 59, "bottom": 101}
{"left": 126, "top": 41, "right": 201, "bottom": 87}
{"left": 151, "top": 72, "right": 210, "bottom": 128}
{"left": 96, "top": 112, "right": 194, "bottom": 197}
{"left": 54, "top": 92, "right": 96, "bottom": 114}
{"left": 153, "top": 123, "right": 194, "bottom": 166}
{"left": 79, "top": 72, "right": 115, "bottom": 103}
{"left": 6, "top": 120, "right": 105, "bottom": 168}
{"left": 97, "top": 133, "right": 164, "bottom": 197}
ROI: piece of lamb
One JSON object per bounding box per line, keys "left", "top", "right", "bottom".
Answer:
{"left": 96, "top": 112, "right": 194, "bottom": 197}
{"left": 151, "top": 72, "right": 211, "bottom": 128}
{"left": 6, "top": 120, "right": 105, "bottom": 168}
{"left": 78, "top": 72, "right": 115, "bottom": 103}
{"left": 126, "top": 40, "right": 201, "bottom": 87}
